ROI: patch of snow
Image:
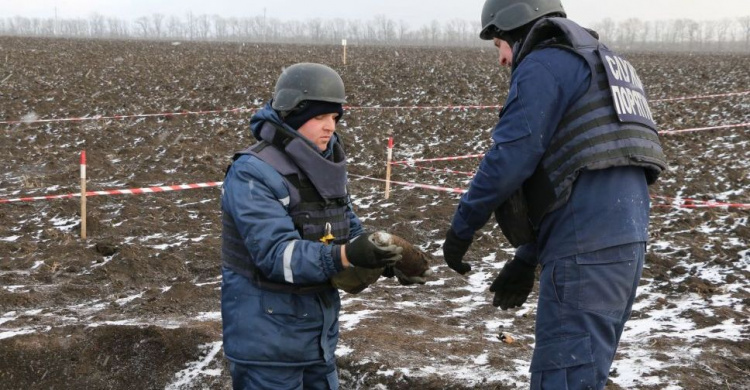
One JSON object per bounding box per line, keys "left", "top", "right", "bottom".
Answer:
{"left": 165, "top": 341, "right": 223, "bottom": 390}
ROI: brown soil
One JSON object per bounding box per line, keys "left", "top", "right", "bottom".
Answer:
{"left": 0, "top": 36, "right": 748, "bottom": 389}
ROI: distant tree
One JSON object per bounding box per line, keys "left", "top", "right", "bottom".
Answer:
{"left": 286, "top": 20, "right": 306, "bottom": 42}
{"left": 347, "top": 20, "right": 362, "bottom": 42}
{"left": 429, "top": 20, "right": 441, "bottom": 45}
{"left": 445, "top": 18, "right": 469, "bottom": 44}
{"left": 617, "top": 18, "right": 641, "bottom": 45}
{"left": 685, "top": 20, "right": 701, "bottom": 48}
{"left": 372, "top": 14, "right": 395, "bottom": 42}
{"left": 714, "top": 18, "right": 732, "bottom": 50}
{"left": 739, "top": 16, "right": 750, "bottom": 49}
{"left": 397, "top": 20, "right": 409, "bottom": 43}
{"left": 593, "top": 18, "right": 616, "bottom": 42}
{"left": 186, "top": 12, "right": 195, "bottom": 40}
{"left": 151, "top": 13, "right": 165, "bottom": 38}
{"left": 213, "top": 15, "right": 227, "bottom": 40}
{"left": 195, "top": 14, "right": 210, "bottom": 39}
{"left": 308, "top": 18, "right": 324, "bottom": 42}
{"left": 166, "top": 15, "right": 182, "bottom": 39}
{"left": 134, "top": 16, "right": 149, "bottom": 37}
{"left": 638, "top": 20, "right": 651, "bottom": 44}
{"left": 1, "top": 12, "right": 747, "bottom": 51}
{"left": 107, "top": 17, "right": 128, "bottom": 38}
{"left": 331, "top": 18, "right": 347, "bottom": 42}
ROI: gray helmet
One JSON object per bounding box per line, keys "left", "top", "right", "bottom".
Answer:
{"left": 271, "top": 63, "right": 346, "bottom": 112}
{"left": 479, "top": 0, "right": 566, "bottom": 40}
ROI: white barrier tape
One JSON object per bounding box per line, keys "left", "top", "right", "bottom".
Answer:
{"left": 345, "top": 104, "right": 502, "bottom": 111}
{"left": 393, "top": 163, "right": 475, "bottom": 176}
{"left": 4, "top": 175, "right": 746, "bottom": 211}
{"left": 3, "top": 91, "right": 748, "bottom": 125}
{"left": 350, "top": 174, "right": 467, "bottom": 194}
{"left": 659, "top": 122, "right": 750, "bottom": 135}
{"left": 652, "top": 195, "right": 750, "bottom": 209}
{"left": 391, "top": 154, "right": 484, "bottom": 165}
{"left": 651, "top": 91, "right": 750, "bottom": 103}
{"left": 351, "top": 174, "right": 749, "bottom": 210}
{"left": 0, "top": 182, "right": 222, "bottom": 204}
{"left": 0, "top": 108, "right": 253, "bottom": 125}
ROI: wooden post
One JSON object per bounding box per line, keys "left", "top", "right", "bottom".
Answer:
{"left": 80, "top": 150, "right": 87, "bottom": 239}
{"left": 342, "top": 39, "right": 347, "bottom": 65}
{"left": 384, "top": 137, "right": 393, "bottom": 199}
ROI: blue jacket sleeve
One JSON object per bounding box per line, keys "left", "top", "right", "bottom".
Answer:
{"left": 451, "top": 50, "right": 590, "bottom": 240}
{"left": 514, "top": 242, "right": 539, "bottom": 266}
{"left": 222, "top": 155, "right": 341, "bottom": 284}
{"left": 346, "top": 199, "right": 365, "bottom": 240}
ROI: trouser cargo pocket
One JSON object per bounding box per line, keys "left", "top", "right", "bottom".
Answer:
{"left": 531, "top": 333, "right": 596, "bottom": 389}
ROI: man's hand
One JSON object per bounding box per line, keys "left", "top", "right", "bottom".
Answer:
{"left": 489, "top": 257, "right": 536, "bottom": 310}
{"left": 443, "top": 229, "right": 473, "bottom": 274}
{"left": 344, "top": 232, "right": 402, "bottom": 269}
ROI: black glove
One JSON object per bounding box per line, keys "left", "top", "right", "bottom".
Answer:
{"left": 345, "top": 232, "right": 402, "bottom": 269}
{"left": 489, "top": 257, "right": 536, "bottom": 310}
{"left": 443, "top": 228, "right": 473, "bottom": 275}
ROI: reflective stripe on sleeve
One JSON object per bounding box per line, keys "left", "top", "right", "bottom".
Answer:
{"left": 283, "top": 240, "right": 297, "bottom": 283}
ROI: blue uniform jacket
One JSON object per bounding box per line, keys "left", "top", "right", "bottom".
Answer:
{"left": 451, "top": 47, "right": 649, "bottom": 264}
{"left": 221, "top": 104, "right": 364, "bottom": 366}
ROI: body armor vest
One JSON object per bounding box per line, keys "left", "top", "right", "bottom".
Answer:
{"left": 222, "top": 122, "right": 351, "bottom": 292}
{"left": 495, "top": 18, "right": 667, "bottom": 247}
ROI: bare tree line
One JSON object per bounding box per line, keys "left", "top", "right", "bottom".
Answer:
{"left": 1, "top": 13, "right": 749, "bottom": 51}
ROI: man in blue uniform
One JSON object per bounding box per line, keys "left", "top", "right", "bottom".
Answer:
{"left": 442, "top": 1, "right": 667, "bottom": 388}
{"left": 221, "top": 63, "right": 403, "bottom": 389}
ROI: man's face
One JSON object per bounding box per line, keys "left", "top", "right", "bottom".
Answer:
{"left": 297, "top": 112, "right": 338, "bottom": 151}
{"left": 494, "top": 38, "right": 513, "bottom": 68}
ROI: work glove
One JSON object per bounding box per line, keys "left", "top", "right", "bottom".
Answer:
{"left": 383, "top": 265, "right": 429, "bottom": 286}
{"left": 345, "top": 232, "right": 402, "bottom": 269}
{"left": 442, "top": 228, "right": 473, "bottom": 275}
{"left": 489, "top": 256, "right": 536, "bottom": 310}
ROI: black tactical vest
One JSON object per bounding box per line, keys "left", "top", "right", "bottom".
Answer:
{"left": 495, "top": 18, "right": 667, "bottom": 247}
{"left": 221, "top": 122, "right": 351, "bottom": 291}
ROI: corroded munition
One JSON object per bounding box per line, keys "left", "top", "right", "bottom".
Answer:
{"left": 330, "top": 232, "right": 433, "bottom": 293}
{"left": 371, "top": 231, "right": 432, "bottom": 277}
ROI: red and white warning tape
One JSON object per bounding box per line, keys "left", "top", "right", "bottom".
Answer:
{"left": 651, "top": 91, "right": 750, "bottom": 103}
{"left": 392, "top": 163, "right": 476, "bottom": 177}
{"left": 345, "top": 104, "right": 502, "bottom": 111}
{"left": 659, "top": 122, "right": 750, "bottom": 135}
{"left": 350, "top": 174, "right": 467, "bottom": 194}
{"left": 2, "top": 91, "right": 748, "bottom": 125}
{"left": 0, "top": 182, "right": 222, "bottom": 204}
{"left": 351, "top": 174, "right": 749, "bottom": 210}
{"left": 0, "top": 108, "right": 252, "bottom": 125}
{"left": 390, "top": 154, "right": 484, "bottom": 165}
{"left": 652, "top": 195, "right": 750, "bottom": 209}
{"left": 2, "top": 176, "right": 747, "bottom": 211}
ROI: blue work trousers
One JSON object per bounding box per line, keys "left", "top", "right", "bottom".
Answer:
{"left": 229, "top": 359, "right": 339, "bottom": 390}
{"left": 530, "top": 242, "right": 645, "bottom": 390}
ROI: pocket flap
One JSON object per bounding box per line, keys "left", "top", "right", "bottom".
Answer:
{"left": 261, "top": 291, "right": 297, "bottom": 316}
{"left": 575, "top": 243, "right": 642, "bottom": 265}
{"left": 530, "top": 333, "right": 594, "bottom": 372}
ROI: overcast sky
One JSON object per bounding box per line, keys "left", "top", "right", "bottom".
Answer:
{"left": 3, "top": 0, "right": 748, "bottom": 28}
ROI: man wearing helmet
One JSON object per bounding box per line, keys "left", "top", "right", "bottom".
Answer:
{"left": 442, "top": 1, "right": 667, "bottom": 388}
{"left": 220, "top": 63, "right": 403, "bottom": 389}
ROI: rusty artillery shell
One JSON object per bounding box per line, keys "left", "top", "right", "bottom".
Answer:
{"left": 371, "top": 231, "right": 432, "bottom": 277}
